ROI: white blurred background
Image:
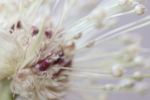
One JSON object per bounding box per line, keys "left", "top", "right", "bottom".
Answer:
{"left": 110, "top": 0, "right": 150, "bottom": 100}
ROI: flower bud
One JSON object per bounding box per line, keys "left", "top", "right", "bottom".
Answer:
{"left": 119, "top": 34, "right": 142, "bottom": 45}
{"left": 144, "top": 59, "right": 150, "bottom": 69}
{"left": 133, "top": 56, "right": 144, "bottom": 65}
{"left": 135, "top": 4, "right": 146, "bottom": 15}
{"left": 133, "top": 0, "right": 145, "bottom": 3}
{"left": 119, "top": 0, "right": 133, "bottom": 7}
{"left": 105, "top": 84, "right": 116, "bottom": 91}
{"left": 119, "top": 79, "right": 135, "bottom": 88}
{"left": 117, "top": 53, "right": 134, "bottom": 62}
{"left": 111, "top": 64, "right": 124, "bottom": 77}
{"left": 90, "top": 7, "right": 106, "bottom": 27}
{"left": 98, "top": 93, "right": 109, "bottom": 100}
{"left": 131, "top": 2, "right": 139, "bottom": 7}
{"left": 74, "top": 32, "right": 82, "bottom": 39}
{"left": 134, "top": 83, "right": 149, "bottom": 94}
{"left": 107, "top": 19, "right": 118, "bottom": 28}
{"left": 133, "top": 71, "right": 143, "bottom": 81}
{"left": 64, "top": 41, "right": 75, "bottom": 50}
{"left": 127, "top": 45, "right": 141, "bottom": 54}
{"left": 86, "top": 41, "right": 95, "bottom": 48}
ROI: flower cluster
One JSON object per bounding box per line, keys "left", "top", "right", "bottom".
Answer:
{"left": 0, "top": 0, "right": 149, "bottom": 100}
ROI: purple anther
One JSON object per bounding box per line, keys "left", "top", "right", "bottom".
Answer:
{"left": 45, "top": 30, "right": 52, "bottom": 38}
{"left": 53, "top": 51, "right": 64, "bottom": 65}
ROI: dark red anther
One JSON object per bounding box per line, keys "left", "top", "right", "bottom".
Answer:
{"left": 37, "top": 59, "right": 51, "bottom": 71}
{"left": 11, "top": 25, "right": 15, "bottom": 31}
{"left": 45, "top": 30, "right": 52, "bottom": 38}
{"left": 17, "top": 21, "right": 22, "bottom": 29}
{"left": 11, "top": 21, "right": 21, "bottom": 31}
{"left": 58, "top": 51, "right": 64, "bottom": 57}
{"left": 10, "top": 21, "right": 22, "bottom": 33}
{"left": 31, "top": 26, "right": 39, "bottom": 36}
{"left": 53, "top": 51, "right": 64, "bottom": 65}
{"left": 53, "top": 60, "right": 72, "bottom": 77}
{"left": 10, "top": 25, "right": 15, "bottom": 33}
{"left": 46, "top": 50, "right": 55, "bottom": 59}
{"left": 63, "top": 60, "right": 72, "bottom": 67}
{"left": 32, "top": 29, "right": 39, "bottom": 36}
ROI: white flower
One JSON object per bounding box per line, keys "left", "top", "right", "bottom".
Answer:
{"left": 0, "top": 0, "right": 149, "bottom": 100}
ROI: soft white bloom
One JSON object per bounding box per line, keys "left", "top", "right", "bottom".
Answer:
{"left": 0, "top": 0, "right": 149, "bottom": 100}
{"left": 135, "top": 4, "right": 147, "bottom": 15}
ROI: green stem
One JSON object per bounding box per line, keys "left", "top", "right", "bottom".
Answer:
{"left": 0, "top": 79, "right": 14, "bottom": 100}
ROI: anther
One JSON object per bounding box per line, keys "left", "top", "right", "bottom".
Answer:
{"left": 134, "top": 4, "right": 146, "bottom": 15}
{"left": 111, "top": 64, "right": 124, "bottom": 77}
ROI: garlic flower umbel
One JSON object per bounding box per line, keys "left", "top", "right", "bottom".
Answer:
{"left": 0, "top": 0, "right": 150, "bottom": 100}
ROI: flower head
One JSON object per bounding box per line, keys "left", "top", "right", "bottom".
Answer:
{"left": 0, "top": 0, "right": 150, "bottom": 100}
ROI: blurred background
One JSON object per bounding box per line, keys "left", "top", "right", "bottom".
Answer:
{"left": 110, "top": 0, "right": 150, "bottom": 100}
{"left": 64, "top": 0, "right": 150, "bottom": 100}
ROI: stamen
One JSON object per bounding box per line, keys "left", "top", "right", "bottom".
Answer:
{"left": 19, "top": 19, "right": 46, "bottom": 70}
{"left": 75, "top": 52, "right": 118, "bottom": 62}
{"left": 53, "top": 66, "right": 110, "bottom": 74}
{"left": 67, "top": 72, "right": 150, "bottom": 80}
{"left": 51, "top": 0, "right": 61, "bottom": 15}
{"left": 26, "top": 0, "right": 43, "bottom": 19}
{"left": 95, "top": 15, "right": 150, "bottom": 42}
{"left": 32, "top": 26, "right": 39, "bottom": 36}
{"left": 17, "top": 21, "right": 22, "bottom": 29}
{"left": 106, "top": 4, "right": 120, "bottom": 10}
{"left": 106, "top": 10, "right": 135, "bottom": 19}
{"left": 44, "top": 87, "right": 65, "bottom": 100}
{"left": 52, "top": 0, "right": 69, "bottom": 37}
{"left": 45, "top": 30, "right": 52, "bottom": 38}
{"left": 95, "top": 20, "right": 150, "bottom": 45}
{"left": 53, "top": 50, "right": 64, "bottom": 65}
{"left": 75, "top": 16, "right": 150, "bottom": 52}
